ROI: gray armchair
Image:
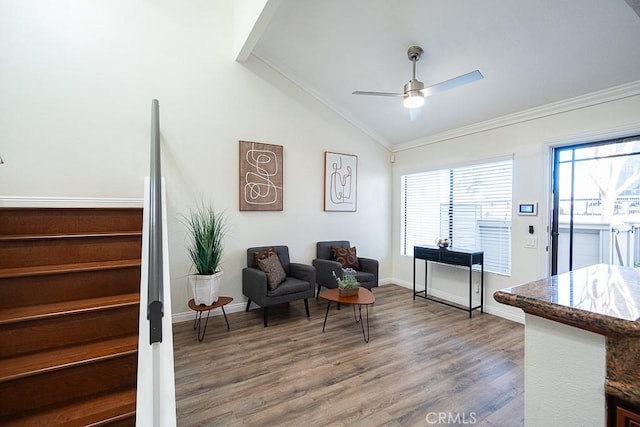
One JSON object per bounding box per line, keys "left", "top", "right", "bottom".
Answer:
{"left": 243, "top": 245, "right": 316, "bottom": 327}
{"left": 313, "top": 240, "right": 379, "bottom": 297}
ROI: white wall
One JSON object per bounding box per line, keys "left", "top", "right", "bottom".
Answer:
{"left": 524, "top": 314, "right": 606, "bottom": 426}
{"left": 0, "top": 1, "right": 392, "bottom": 317}
{"left": 4, "top": 1, "right": 640, "bottom": 326}
{"left": 391, "top": 95, "right": 640, "bottom": 322}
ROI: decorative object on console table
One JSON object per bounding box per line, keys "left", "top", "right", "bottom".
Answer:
{"left": 184, "top": 203, "right": 227, "bottom": 305}
{"left": 334, "top": 268, "right": 359, "bottom": 296}
{"left": 435, "top": 237, "right": 450, "bottom": 248}
{"left": 239, "top": 140, "right": 283, "bottom": 211}
{"left": 324, "top": 152, "right": 357, "bottom": 212}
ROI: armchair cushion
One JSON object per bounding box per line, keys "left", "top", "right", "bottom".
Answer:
{"left": 253, "top": 247, "right": 277, "bottom": 264}
{"left": 331, "top": 246, "right": 360, "bottom": 269}
{"left": 314, "top": 240, "right": 379, "bottom": 292}
{"left": 268, "top": 276, "right": 311, "bottom": 297}
{"left": 256, "top": 253, "right": 286, "bottom": 290}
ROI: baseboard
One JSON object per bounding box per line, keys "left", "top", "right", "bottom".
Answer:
{"left": 484, "top": 304, "right": 524, "bottom": 324}
{"left": 391, "top": 278, "right": 471, "bottom": 305}
{"left": 171, "top": 279, "right": 525, "bottom": 325}
{"left": 391, "top": 278, "right": 524, "bottom": 324}
{"left": 173, "top": 279, "right": 393, "bottom": 324}
{"left": 172, "top": 301, "right": 247, "bottom": 324}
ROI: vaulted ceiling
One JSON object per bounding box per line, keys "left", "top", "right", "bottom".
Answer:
{"left": 245, "top": 0, "right": 640, "bottom": 149}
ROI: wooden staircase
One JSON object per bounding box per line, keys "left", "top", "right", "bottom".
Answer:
{"left": 0, "top": 207, "right": 143, "bottom": 426}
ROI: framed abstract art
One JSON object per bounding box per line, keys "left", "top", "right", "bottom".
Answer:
{"left": 239, "top": 140, "right": 283, "bottom": 211}
{"left": 324, "top": 152, "right": 357, "bottom": 212}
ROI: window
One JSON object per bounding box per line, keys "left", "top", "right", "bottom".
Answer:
{"left": 401, "top": 159, "right": 513, "bottom": 275}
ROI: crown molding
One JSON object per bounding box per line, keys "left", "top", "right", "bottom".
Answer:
{"left": 251, "top": 53, "right": 393, "bottom": 149}
{"left": 248, "top": 48, "right": 640, "bottom": 153}
{"left": 393, "top": 80, "right": 640, "bottom": 152}
{"left": 625, "top": 0, "right": 640, "bottom": 18}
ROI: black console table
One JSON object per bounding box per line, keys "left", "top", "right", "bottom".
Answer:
{"left": 413, "top": 245, "right": 484, "bottom": 318}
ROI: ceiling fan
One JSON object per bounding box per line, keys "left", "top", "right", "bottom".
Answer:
{"left": 352, "top": 46, "right": 483, "bottom": 109}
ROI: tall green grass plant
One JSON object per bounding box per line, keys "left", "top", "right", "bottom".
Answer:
{"left": 184, "top": 204, "right": 227, "bottom": 275}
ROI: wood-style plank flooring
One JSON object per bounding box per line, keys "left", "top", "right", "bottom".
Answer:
{"left": 173, "top": 284, "right": 524, "bottom": 426}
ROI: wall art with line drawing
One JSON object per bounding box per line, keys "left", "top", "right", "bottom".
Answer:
{"left": 239, "top": 140, "right": 283, "bottom": 211}
{"left": 324, "top": 151, "right": 357, "bottom": 212}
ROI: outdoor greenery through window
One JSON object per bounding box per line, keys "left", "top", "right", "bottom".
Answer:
{"left": 401, "top": 159, "right": 513, "bottom": 275}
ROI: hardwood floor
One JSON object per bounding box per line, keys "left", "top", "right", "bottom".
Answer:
{"left": 173, "top": 284, "right": 524, "bottom": 426}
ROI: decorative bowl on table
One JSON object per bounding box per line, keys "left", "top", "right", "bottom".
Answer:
{"left": 435, "top": 238, "right": 450, "bottom": 248}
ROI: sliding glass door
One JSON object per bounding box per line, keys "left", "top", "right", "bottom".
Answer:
{"left": 551, "top": 136, "right": 640, "bottom": 275}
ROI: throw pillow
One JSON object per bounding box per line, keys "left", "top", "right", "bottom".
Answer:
{"left": 257, "top": 252, "right": 287, "bottom": 290}
{"left": 253, "top": 247, "right": 276, "bottom": 266}
{"left": 331, "top": 246, "right": 360, "bottom": 270}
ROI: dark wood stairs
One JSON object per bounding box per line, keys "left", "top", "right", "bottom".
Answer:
{"left": 0, "top": 207, "right": 143, "bottom": 426}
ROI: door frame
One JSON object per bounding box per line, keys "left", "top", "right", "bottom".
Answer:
{"left": 549, "top": 134, "right": 640, "bottom": 275}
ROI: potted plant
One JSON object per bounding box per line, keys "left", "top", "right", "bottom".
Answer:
{"left": 184, "top": 203, "right": 227, "bottom": 305}
{"left": 333, "top": 268, "right": 359, "bottom": 296}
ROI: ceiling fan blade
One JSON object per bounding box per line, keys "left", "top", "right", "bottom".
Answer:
{"left": 352, "top": 91, "right": 404, "bottom": 97}
{"left": 421, "top": 70, "right": 483, "bottom": 97}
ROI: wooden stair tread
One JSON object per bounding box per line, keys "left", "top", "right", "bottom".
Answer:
{"left": 0, "top": 293, "right": 140, "bottom": 324}
{"left": 0, "top": 231, "right": 142, "bottom": 241}
{"left": 1, "top": 387, "right": 136, "bottom": 426}
{"left": 0, "top": 259, "right": 141, "bottom": 279}
{"left": 0, "top": 335, "right": 138, "bottom": 383}
{"left": 0, "top": 207, "right": 142, "bottom": 424}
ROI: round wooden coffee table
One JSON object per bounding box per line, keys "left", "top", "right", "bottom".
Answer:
{"left": 319, "top": 287, "right": 375, "bottom": 343}
{"left": 188, "top": 297, "right": 233, "bottom": 342}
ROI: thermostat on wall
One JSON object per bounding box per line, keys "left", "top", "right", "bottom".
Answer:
{"left": 518, "top": 202, "right": 538, "bottom": 216}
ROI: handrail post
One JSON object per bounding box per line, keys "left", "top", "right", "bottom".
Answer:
{"left": 148, "top": 99, "right": 163, "bottom": 344}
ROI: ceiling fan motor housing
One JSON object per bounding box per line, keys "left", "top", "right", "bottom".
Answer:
{"left": 404, "top": 79, "right": 424, "bottom": 95}
{"left": 405, "top": 46, "right": 425, "bottom": 100}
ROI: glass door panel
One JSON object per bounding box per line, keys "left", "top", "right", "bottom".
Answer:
{"left": 551, "top": 136, "right": 640, "bottom": 275}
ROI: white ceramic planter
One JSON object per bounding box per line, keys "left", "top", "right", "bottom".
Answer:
{"left": 189, "top": 270, "right": 223, "bottom": 305}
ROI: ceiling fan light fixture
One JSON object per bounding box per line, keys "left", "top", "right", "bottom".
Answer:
{"left": 352, "top": 45, "right": 483, "bottom": 112}
{"left": 404, "top": 91, "right": 424, "bottom": 109}
{"left": 403, "top": 78, "right": 425, "bottom": 109}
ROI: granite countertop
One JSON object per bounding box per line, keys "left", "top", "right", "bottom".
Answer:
{"left": 494, "top": 264, "right": 640, "bottom": 405}
{"left": 493, "top": 264, "right": 640, "bottom": 337}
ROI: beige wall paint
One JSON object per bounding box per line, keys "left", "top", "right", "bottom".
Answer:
{"left": 0, "top": 1, "right": 392, "bottom": 317}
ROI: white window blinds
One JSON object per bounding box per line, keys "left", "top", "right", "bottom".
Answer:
{"left": 401, "top": 159, "right": 513, "bottom": 275}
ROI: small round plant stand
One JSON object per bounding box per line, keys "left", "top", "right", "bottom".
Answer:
{"left": 188, "top": 296, "right": 233, "bottom": 342}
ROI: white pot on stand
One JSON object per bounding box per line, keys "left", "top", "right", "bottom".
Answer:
{"left": 189, "top": 270, "right": 223, "bottom": 305}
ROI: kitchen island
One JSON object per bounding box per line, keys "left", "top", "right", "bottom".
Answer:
{"left": 494, "top": 264, "right": 640, "bottom": 426}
